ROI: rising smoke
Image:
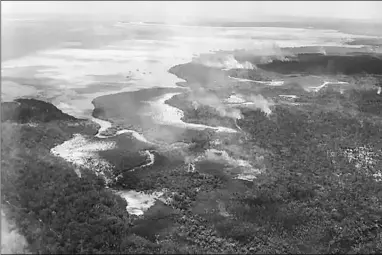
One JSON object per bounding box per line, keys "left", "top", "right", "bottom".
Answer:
{"left": 187, "top": 85, "right": 243, "bottom": 119}
{"left": 193, "top": 53, "right": 255, "bottom": 70}
{"left": 1, "top": 209, "right": 29, "bottom": 254}
{"left": 193, "top": 84, "right": 275, "bottom": 115}
{"left": 245, "top": 94, "right": 275, "bottom": 116}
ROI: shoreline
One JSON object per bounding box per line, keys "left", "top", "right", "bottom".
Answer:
{"left": 45, "top": 55, "right": 239, "bottom": 215}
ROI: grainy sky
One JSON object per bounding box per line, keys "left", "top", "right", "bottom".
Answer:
{"left": 2, "top": 1, "right": 382, "bottom": 23}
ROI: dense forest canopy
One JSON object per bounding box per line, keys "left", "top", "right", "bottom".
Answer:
{"left": 2, "top": 46, "right": 382, "bottom": 254}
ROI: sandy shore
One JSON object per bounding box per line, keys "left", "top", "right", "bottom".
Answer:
{"left": 147, "top": 93, "right": 238, "bottom": 133}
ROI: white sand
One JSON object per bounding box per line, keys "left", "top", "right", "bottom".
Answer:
{"left": 92, "top": 117, "right": 154, "bottom": 144}
{"left": 51, "top": 117, "right": 158, "bottom": 214}
{"left": 259, "top": 80, "right": 285, "bottom": 86}
{"left": 235, "top": 172, "right": 261, "bottom": 181}
{"left": 130, "top": 150, "right": 155, "bottom": 172}
{"left": 229, "top": 76, "right": 285, "bottom": 86}
{"left": 26, "top": 123, "right": 38, "bottom": 127}
{"left": 92, "top": 117, "right": 112, "bottom": 138}
{"left": 279, "top": 95, "right": 299, "bottom": 99}
{"left": 141, "top": 150, "right": 155, "bottom": 168}
{"left": 308, "top": 81, "right": 349, "bottom": 92}
{"left": 114, "top": 150, "right": 155, "bottom": 182}
{"left": 114, "top": 190, "right": 164, "bottom": 215}
{"left": 148, "top": 93, "right": 237, "bottom": 133}
{"left": 235, "top": 119, "right": 242, "bottom": 131}
{"left": 50, "top": 134, "right": 115, "bottom": 181}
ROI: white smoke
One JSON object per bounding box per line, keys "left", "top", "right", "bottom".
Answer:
{"left": 205, "top": 149, "right": 251, "bottom": 167}
{"left": 114, "top": 190, "right": 164, "bottom": 215}
{"left": 224, "top": 94, "right": 246, "bottom": 104}
{"left": 50, "top": 134, "right": 115, "bottom": 182}
{"left": 223, "top": 93, "right": 274, "bottom": 116}
{"left": 192, "top": 53, "right": 255, "bottom": 70}
{"left": 186, "top": 85, "right": 274, "bottom": 120}
{"left": 188, "top": 86, "right": 243, "bottom": 120}
{"left": 204, "top": 149, "right": 263, "bottom": 181}
{"left": 246, "top": 94, "right": 274, "bottom": 116}
{"left": 230, "top": 43, "right": 294, "bottom": 65}
{"left": 318, "top": 46, "right": 327, "bottom": 55}
{"left": 1, "top": 210, "right": 29, "bottom": 254}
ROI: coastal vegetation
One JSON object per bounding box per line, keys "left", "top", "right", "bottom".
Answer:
{"left": 2, "top": 80, "right": 381, "bottom": 254}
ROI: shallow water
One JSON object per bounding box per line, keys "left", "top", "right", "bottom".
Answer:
{"left": 13, "top": 16, "right": 379, "bottom": 217}
{"left": 229, "top": 76, "right": 285, "bottom": 86}
{"left": 92, "top": 116, "right": 153, "bottom": 144}
{"left": 2, "top": 17, "right": 374, "bottom": 119}
{"left": 147, "top": 93, "right": 238, "bottom": 133}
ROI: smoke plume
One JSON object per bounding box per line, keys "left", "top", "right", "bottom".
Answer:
{"left": 188, "top": 86, "right": 243, "bottom": 119}
{"left": 192, "top": 53, "right": 255, "bottom": 70}
{"left": 245, "top": 94, "right": 274, "bottom": 116}
{"left": 1, "top": 210, "right": 29, "bottom": 254}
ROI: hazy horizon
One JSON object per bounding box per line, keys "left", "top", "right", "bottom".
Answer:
{"left": 2, "top": 1, "right": 382, "bottom": 24}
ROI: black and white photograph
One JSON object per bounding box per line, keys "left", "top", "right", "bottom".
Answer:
{"left": 1, "top": 1, "right": 382, "bottom": 253}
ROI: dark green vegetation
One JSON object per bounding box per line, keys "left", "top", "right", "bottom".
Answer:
{"left": 228, "top": 101, "right": 382, "bottom": 253}
{"left": 169, "top": 63, "right": 229, "bottom": 86}
{"left": 346, "top": 38, "right": 382, "bottom": 47}
{"left": 0, "top": 99, "right": 236, "bottom": 254}
{"left": 165, "top": 92, "right": 238, "bottom": 129}
{"left": 258, "top": 53, "right": 382, "bottom": 75}
{"left": 1, "top": 98, "right": 77, "bottom": 123}
{"left": 227, "top": 68, "right": 275, "bottom": 81}
{"left": 164, "top": 61, "right": 382, "bottom": 253}
{"left": 1, "top": 100, "right": 136, "bottom": 253}
{"left": 2, "top": 57, "right": 382, "bottom": 254}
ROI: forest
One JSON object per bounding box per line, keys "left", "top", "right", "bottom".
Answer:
{"left": 1, "top": 81, "right": 382, "bottom": 254}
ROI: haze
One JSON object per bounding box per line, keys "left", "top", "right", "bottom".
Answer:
{"left": 2, "top": 1, "right": 382, "bottom": 23}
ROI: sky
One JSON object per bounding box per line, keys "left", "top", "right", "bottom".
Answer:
{"left": 2, "top": 1, "right": 382, "bottom": 23}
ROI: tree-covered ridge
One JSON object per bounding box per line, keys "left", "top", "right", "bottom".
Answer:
{"left": 1, "top": 75, "right": 382, "bottom": 254}
{"left": 1, "top": 98, "right": 78, "bottom": 123}
{"left": 166, "top": 61, "right": 382, "bottom": 253}
{"left": 0, "top": 98, "right": 135, "bottom": 253}
{"left": 200, "top": 100, "right": 382, "bottom": 253}
{"left": 257, "top": 53, "right": 382, "bottom": 75}
{"left": 165, "top": 92, "right": 238, "bottom": 129}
